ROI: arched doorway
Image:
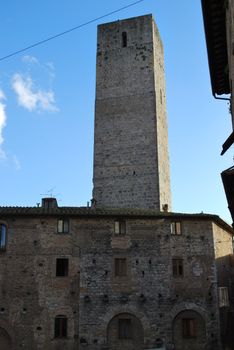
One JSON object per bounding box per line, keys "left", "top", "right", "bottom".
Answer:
{"left": 173, "top": 310, "right": 206, "bottom": 350}
{"left": 0, "top": 327, "right": 12, "bottom": 350}
{"left": 107, "top": 313, "right": 144, "bottom": 350}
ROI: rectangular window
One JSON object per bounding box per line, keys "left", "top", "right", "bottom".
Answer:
{"left": 182, "top": 318, "right": 196, "bottom": 338}
{"left": 172, "top": 258, "right": 183, "bottom": 277}
{"left": 171, "top": 221, "right": 181, "bottom": 235}
{"left": 54, "top": 316, "right": 67, "bottom": 338}
{"left": 114, "top": 220, "right": 126, "bottom": 235}
{"left": 119, "top": 319, "right": 132, "bottom": 339}
{"left": 115, "top": 258, "right": 127, "bottom": 276}
{"left": 57, "top": 219, "right": 69, "bottom": 233}
{"left": 219, "top": 287, "right": 229, "bottom": 307}
{"left": 56, "top": 258, "right": 69, "bottom": 277}
{"left": 0, "top": 224, "right": 6, "bottom": 250}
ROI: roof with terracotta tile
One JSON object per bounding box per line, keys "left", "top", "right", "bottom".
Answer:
{"left": 0, "top": 205, "right": 232, "bottom": 233}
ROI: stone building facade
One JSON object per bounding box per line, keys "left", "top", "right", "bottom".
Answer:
{"left": 201, "top": 4, "right": 234, "bottom": 347}
{"left": 0, "top": 13, "right": 233, "bottom": 350}
{"left": 0, "top": 198, "right": 233, "bottom": 350}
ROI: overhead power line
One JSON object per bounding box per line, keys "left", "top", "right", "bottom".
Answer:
{"left": 0, "top": 0, "right": 145, "bottom": 62}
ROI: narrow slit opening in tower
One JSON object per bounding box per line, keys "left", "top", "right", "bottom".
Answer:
{"left": 122, "top": 32, "right": 127, "bottom": 47}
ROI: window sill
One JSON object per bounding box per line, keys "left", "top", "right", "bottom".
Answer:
{"left": 53, "top": 337, "right": 68, "bottom": 340}
{"left": 55, "top": 275, "right": 69, "bottom": 278}
{"left": 182, "top": 336, "right": 196, "bottom": 339}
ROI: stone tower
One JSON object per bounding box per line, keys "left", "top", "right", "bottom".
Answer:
{"left": 92, "top": 14, "right": 171, "bottom": 210}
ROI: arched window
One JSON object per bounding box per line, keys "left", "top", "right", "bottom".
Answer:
{"left": 0, "top": 224, "right": 6, "bottom": 250}
{"left": 122, "top": 32, "right": 127, "bottom": 47}
{"left": 173, "top": 310, "right": 206, "bottom": 347}
{"left": 54, "top": 315, "right": 67, "bottom": 338}
{"left": 107, "top": 313, "right": 144, "bottom": 348}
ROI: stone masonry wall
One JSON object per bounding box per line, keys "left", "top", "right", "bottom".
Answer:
{"left": 0, "top": 213, "right": 230, "bottom": 349}
{"left": 0, "top": 217, "right": 80, "bottom": 350}
{"left": 152, "top": 19, "right": 171, "bottom": 211}
{"left": 92, "top": 15, "right": 171, "bottom": 210}
{"left": 212, "top": 222, "right": 233, "bottom": 346}
{"left": 78, "top": 217, "right": 222, "bottom": 350}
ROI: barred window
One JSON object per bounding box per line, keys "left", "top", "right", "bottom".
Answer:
{"left": 219, "top": 287, "right": 229, "bottom": 307}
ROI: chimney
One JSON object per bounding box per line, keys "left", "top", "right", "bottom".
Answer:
{"left": 91, "top": 198, "right": 97, "bottom": 209}
{"left": 41, "top": 198, "right": 58, "bottom": 209}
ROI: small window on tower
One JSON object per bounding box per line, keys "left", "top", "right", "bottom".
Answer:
{"left": 122, "top": 32, "right": 127, "bottom": 47}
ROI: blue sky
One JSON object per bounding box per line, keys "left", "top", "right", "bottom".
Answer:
{"left": 0, "top": 0, "right": 233, "bottom": 224}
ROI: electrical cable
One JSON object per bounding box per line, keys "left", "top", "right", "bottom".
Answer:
{"left": 0, "top": 0, "right": 145, "bottom": 62}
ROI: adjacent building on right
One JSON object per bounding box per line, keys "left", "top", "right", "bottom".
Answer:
{"left": 201, "top": 1, "right": 234, "bottom": 348}
{"left": 201, "top": 0, "right": 234, "bottom": 225}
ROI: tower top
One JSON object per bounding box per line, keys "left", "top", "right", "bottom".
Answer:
{"left": 98, "top": 13, "right": 154, "bottom": 27}
{"left": 97, "top": 14, "right": 163, "bottom": 52}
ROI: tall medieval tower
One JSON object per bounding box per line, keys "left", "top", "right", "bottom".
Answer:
{"left": 92, "top": 14, "right": 171, "bottom": 211}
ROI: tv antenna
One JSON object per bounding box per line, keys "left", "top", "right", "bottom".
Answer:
{"left": 40, "top": 187, "right": 57, "bottom": 198}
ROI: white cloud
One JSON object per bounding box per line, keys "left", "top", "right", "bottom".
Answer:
{"left": 0, "top": 148, "right": 6, "bottom": 160}
{"left": 12, "top": 73, "right": 58, "bottom": 112}
{"left": 22, "top": 55, "right": 39, "bottom": 64}
{"left": 46, "top": 61, "right": 55, "bottom": 71}
{"left": 12, "top": 155, "right": 21, "bottom": 170}
{"left": 46, "top": 61, "right": 56, "bottom": 80}
{"left": 0, "top": 90, "right": 5, "bottom": 100}
{"left": 0, "top": 89, "right": 7, "bottom": 160}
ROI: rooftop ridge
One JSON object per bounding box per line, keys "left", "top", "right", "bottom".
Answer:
{"left": 0, "top": 205, "right": 232, "bottom": 233}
